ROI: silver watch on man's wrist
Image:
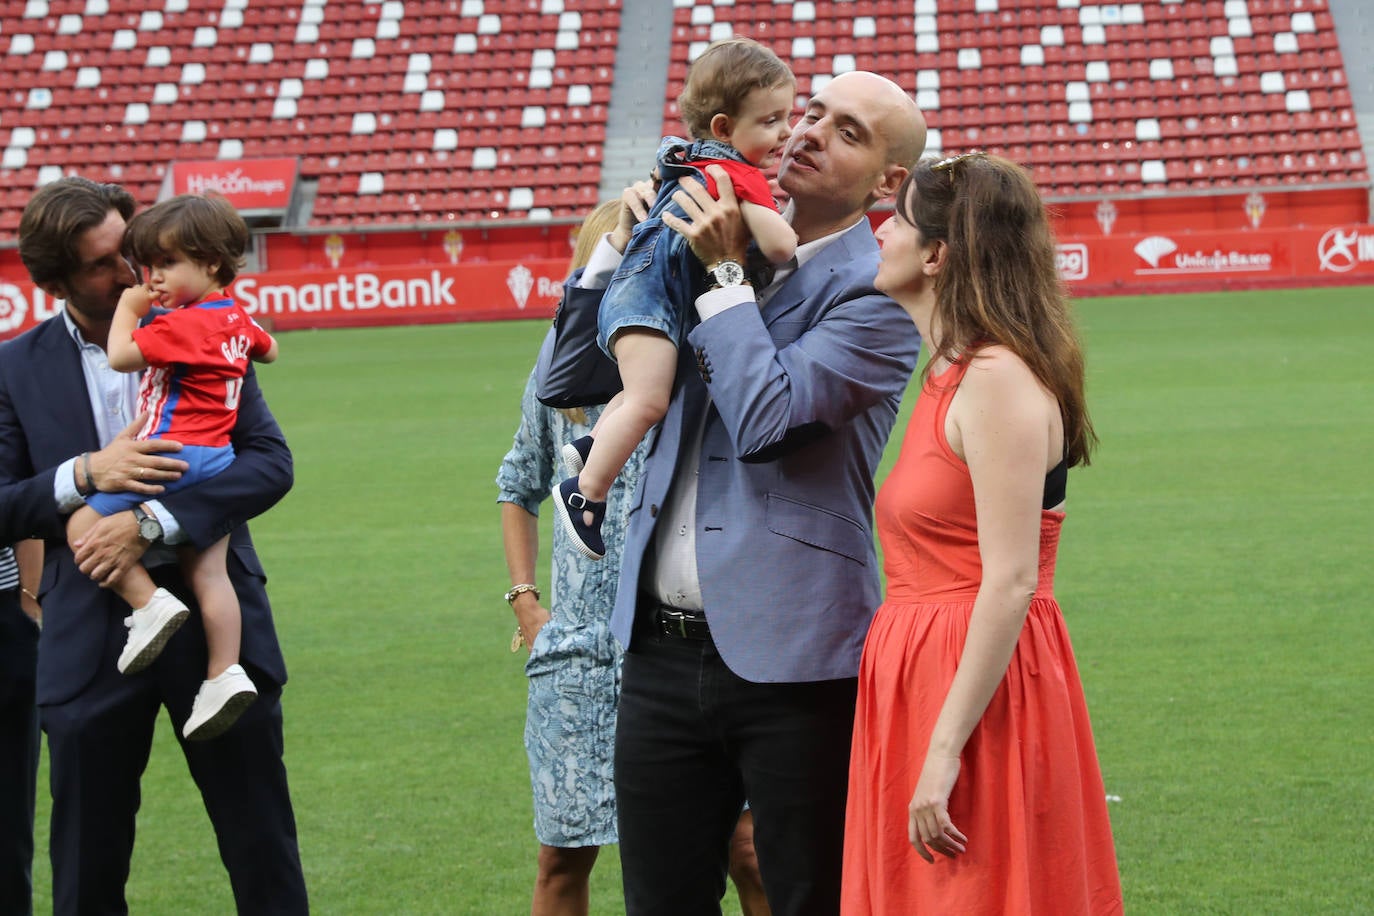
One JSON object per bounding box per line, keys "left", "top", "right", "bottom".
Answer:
{"left": 705, "top": 258, "right": 748, "bottom": 289}
{"left": 132, "top": 504, "right": 163, "bottom": 543}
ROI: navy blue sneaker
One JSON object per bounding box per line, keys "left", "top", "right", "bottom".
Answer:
{"left": 552, "top": 477, "right": 607, "bottom": 560}
{"left": 561, "top": 435, "right": 594, "bottom": 476}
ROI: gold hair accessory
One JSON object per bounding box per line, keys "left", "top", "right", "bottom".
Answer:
{"left": 931, "top": 150, "right": 988, "bottom": 182}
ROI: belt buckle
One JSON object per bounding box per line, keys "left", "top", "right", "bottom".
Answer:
{"left": 661, "top": 607, "right": 690, "bottom": 638}
{"left": 658, "top": 606, "right": 705, "bottom": 639}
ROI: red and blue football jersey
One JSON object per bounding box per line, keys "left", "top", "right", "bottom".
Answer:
{"left": 130, "top": 293, "right": 273, "bottom": 447}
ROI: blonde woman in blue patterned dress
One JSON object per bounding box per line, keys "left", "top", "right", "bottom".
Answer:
{"left": 498, "top": 374, "right": 644, "bottom": 915}
{"left": 498, "top": 201, "right": 770, "bottom": 916}
{"left": 500, "top": 374, "right": 772, "bottom": 916}
{"left": 497, "top": 200, "right": 632, "bottom": 915}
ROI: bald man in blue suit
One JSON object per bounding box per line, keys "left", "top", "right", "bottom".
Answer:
{"left": 538, "top": 72, "right": 927, "bottom": 916}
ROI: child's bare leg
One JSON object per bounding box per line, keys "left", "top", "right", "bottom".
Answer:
{"left": 578, "top": 330, "right": 676, "bottom": 502}
{"left": 179, "top": 536, "right": 256, "bottom": 741}
{"left": 180, "top": 536, "right": 240, "bottom": 680}
{"left": 66, "top": 505, "right": 158, "bottom": 608}
{"left": 588, "top": 389, "right": 625, "bottom": 438}
{"left": 562, "top": 389, "right": 623, "bottom": 476}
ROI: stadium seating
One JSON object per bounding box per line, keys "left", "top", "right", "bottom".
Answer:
{"left": 0, "top": 0, "right": 617, "bottom": 230}
{"left": 665, "top": 0, "right": 1367, "bottom": 198}
{"left": 0, "top": 0, "right": 1366, "bottom": 237}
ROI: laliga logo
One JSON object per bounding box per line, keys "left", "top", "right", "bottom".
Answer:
{"left": 1055, "top": 244, "right": 1089, "bottom": 281}
{"left": 1317, "top": 227, "right": 1362, "bottom": 273}
{"left": 507, "top": 265, "right": 534, "bottom": 309}
{"left": 1134, "top": 236, "right": 1178, "bottom": 269}
{"left": 0, "top": 282, "right": 28, "bottom": 334}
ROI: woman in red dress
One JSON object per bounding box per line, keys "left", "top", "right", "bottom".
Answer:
{"left": 841, "top": 153, "right": 1123, "bottom": 915}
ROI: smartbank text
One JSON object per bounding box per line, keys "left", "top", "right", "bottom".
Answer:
{"left": 235, "top": 270, "right": 564, "bottom": 314}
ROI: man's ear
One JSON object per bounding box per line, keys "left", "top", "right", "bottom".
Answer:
{"left": 709, "top": 112, "right": 734, "bottom": 143}
{"left": 874, "top": 164, "right": 909, "bottom": 202}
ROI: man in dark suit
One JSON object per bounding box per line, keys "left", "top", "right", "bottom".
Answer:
{"left": 538, "top": 72, "right": 927, "bottom": 914}
{"left": 0, "top": 541, "right": 40, "bottom": 916}
{"left": 0, "top": 177, "right": 308, "bottom": 914}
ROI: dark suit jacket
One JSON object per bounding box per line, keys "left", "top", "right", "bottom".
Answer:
{"left": 538, "top": 221, "right": 921, "bottom": 683}
{"left": 0, "top": 314, "right": 292, "bottom": 706}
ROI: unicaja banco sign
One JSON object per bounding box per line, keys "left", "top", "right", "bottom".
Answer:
{"left": 1132, "top": 236, "right": 1273, "bottom": 275}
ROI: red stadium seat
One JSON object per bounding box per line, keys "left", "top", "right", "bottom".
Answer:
{"left": 0, "top": 0, "right": 1363, "bottom": 233}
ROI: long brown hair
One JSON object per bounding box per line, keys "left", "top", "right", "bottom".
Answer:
{"left": 898, "top": 153, "right": 1097, "bottom": 465}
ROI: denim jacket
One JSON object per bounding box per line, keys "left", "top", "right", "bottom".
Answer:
{"left": 595, "top": 137, "right": 753, "bottom": 355}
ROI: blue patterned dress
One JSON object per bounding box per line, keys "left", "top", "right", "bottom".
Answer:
{"left": 496, "top": 370, "right": 646, "bottom": 847}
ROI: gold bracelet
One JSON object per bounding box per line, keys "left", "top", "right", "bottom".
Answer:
{"left": 504, "top": 583, "right": 540, "bottom": 605}
{"left": 20, "top": 587, "right": 38, "bottom": 602}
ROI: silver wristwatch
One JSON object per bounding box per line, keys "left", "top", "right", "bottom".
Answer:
{"left": 705, "top": 258, "right": 748, "bottom": 289}
{"left": 132, "top": 504, "right": 163, "bottom": 543}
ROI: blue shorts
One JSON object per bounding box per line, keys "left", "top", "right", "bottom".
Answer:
{"left": 595, "top": 215, "right": 688, "bottom": 358}
{"left": 85, "top": 444, "right": 235, "bottom": 516}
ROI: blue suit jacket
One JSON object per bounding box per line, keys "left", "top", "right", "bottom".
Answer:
{"left": 538, "top": 220, "right": 920, "bottom": 683}
{"left": 0, "top": 315, "right": 292, "bottom": 706}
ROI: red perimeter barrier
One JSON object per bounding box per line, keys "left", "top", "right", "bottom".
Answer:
{"left": 1057, "top": 223, "right": 1374, "bottom": 297}
{"left": 2, "top": 199, "right": 1371, "bottom": 341}
{"left": 0, "top": 257, "right": 570, "bottom": 338}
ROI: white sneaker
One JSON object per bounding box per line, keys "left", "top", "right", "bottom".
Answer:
{"left": 117, "top": 588, "right": 190, "bottom": 675}
{"left": 183, "top": 664, "right": 258, "bottom": 741}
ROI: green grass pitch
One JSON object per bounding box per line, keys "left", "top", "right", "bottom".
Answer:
{"left": 26, "top": 284, "right": 1374, "bottom": 913}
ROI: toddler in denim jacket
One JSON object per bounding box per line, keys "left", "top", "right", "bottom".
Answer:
{"left": 554, "top": 38, "right": 798, "bottom": 560}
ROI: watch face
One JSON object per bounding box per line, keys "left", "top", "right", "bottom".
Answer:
{"left": 136, "top": 512, "right": 161, "bottom": 540}
{"left": 713, "top": 260, "right": 745, "bottom": 286}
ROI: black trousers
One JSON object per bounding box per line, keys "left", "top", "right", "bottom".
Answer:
{"left": 41, "top": 572, "right": 308, "bottom": 916}
{"left": 614, "top": 608, "right": 858, "bottom": 916}
{"left": 0, "top": 589, "right": 39, "bottom": 916}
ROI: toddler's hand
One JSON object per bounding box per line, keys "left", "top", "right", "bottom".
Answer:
{"left": 117, "top": 284, "right": 157, "bottom": 316}
{"left": 609, "top": 179, "right": 658, "bottom": 253}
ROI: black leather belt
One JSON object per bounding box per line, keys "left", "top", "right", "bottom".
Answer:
{"left": 653, "top": 604, "right": 711, "bottom": 640}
